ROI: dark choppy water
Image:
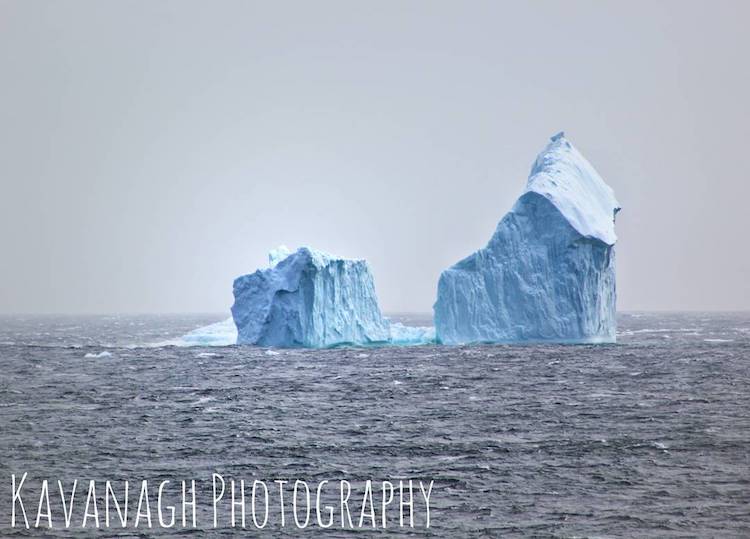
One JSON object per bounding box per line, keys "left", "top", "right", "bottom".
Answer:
{"left": 0, "top": 313, "right": 749, "bottom": 537}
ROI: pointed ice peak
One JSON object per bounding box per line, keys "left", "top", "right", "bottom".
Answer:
{"left": 525, "top": 133, "right": 620, "bottom": 245}
{"left": 268, "top": 245, "right": 292, "bottom": 267}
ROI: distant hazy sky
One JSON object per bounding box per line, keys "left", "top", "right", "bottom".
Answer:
{"left": 1, "top": 1, "right": 748, "bottom": 314}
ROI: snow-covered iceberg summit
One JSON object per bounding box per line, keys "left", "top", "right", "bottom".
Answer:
{"left": 232, "top": 247, "right": 392, "bottom": 347}
{"left": 434, "top": 132, "right": 620, "bottom": 344}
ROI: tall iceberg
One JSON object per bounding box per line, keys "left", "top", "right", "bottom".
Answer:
{"left": 231, "top": 247, "right": 391, "bottom": 347}
{"left": 434, "top": 132, "right": 620, "bottom": 344}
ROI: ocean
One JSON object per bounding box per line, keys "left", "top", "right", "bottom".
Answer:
{"left": 0, "top": 312, "right": 748, "bottom": 537}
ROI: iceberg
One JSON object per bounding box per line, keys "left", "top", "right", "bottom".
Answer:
{"left": 434, "top": 132, "right": 620, "bottom": 344}
{"left": 231, "top": 247, "right": 392, "bottom": 347}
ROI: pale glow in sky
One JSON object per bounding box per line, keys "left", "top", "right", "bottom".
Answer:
{"left": 0, "top": 1, "right": 748, "bottom": 314}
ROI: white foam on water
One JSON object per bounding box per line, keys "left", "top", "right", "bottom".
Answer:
{"left": 84, "top": 351, "right": 112, "bottom": 358}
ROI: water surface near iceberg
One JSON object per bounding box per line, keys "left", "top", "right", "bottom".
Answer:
{"left": 1, "top": 312, "right": 748, "bottom": 537}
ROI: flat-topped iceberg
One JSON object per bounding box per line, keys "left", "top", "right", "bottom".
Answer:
{"left": 434, "top": 132, "right": 620, "bottom": 344}
{"left": 232, "top": 247, "right": 392, "bottom": 347}
{"left": 170, "top": 247, "right": 435, "bottom": 348}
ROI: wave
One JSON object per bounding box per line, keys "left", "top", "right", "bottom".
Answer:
{"left": 84, "top": 351, "right": 112, "bottom": 358}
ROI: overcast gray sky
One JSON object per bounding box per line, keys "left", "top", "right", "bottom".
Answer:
{"left": 1, "top": 0, "right": 748, "bottom": 314}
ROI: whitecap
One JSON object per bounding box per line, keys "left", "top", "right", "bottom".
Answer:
{"left": 84, "top": 351, "right": 112, "bottom": 358}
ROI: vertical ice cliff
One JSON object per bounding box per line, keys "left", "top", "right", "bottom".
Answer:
{"left": 434, "top": 132, "right": 620, "bottom": 344}
{"left": 231, "top": 247, "right": 391, "bottom": 347}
